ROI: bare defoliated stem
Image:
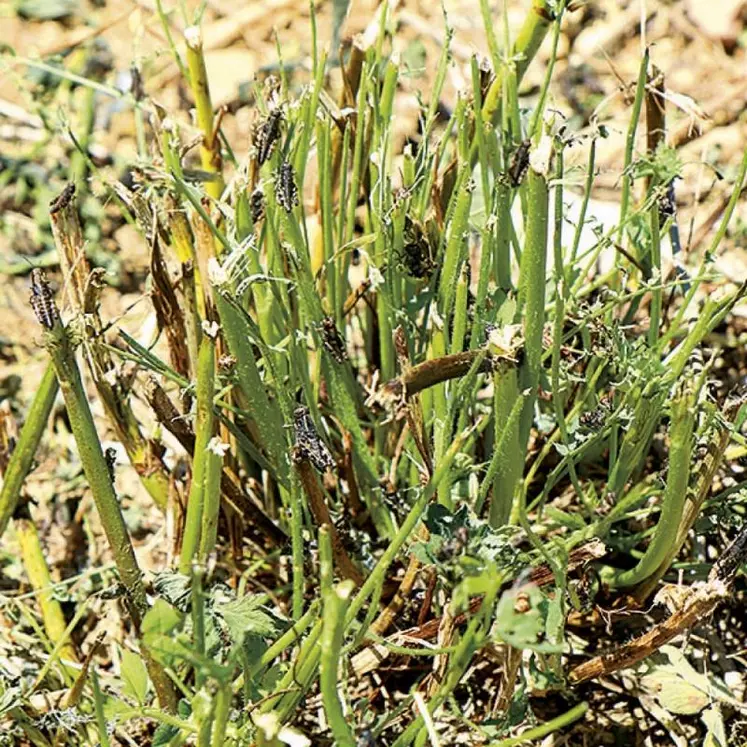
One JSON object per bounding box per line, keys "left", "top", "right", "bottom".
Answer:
{"left": 29, "top": 271, "right": 176, "bottom": 711}
{"left": 377, "top": 349, "right": 502, "bottom": 405}
{"left": 184, "top": 26, "right": 225, "bottom": 202}
{"left": 179, "top": 332, "right": 216, "bottom": 574}
{"left": 48, "top": 185, "right": 171, "bottom": 512}
{"left": 320, "top": 572, "right": 356, "bottom": 746}
{"left": 294, "top": 459, "right": 364, "bottom": 586}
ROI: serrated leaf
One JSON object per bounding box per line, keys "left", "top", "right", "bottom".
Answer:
{"left": 214, "top": 593, "right": 283, "bottom": 644}
{"left": 120, "top": 649, "right": 149, "bottom": 705}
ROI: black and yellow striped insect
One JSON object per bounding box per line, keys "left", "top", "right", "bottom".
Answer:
{"left": 507, "top": 139, "right": 531, "bottom": 188}
{"left": 291, "top": 405, "right": 335, "bottom": 474}
{"left": 254, "top": 107, "right": 283, "bottom": 167}
{"left": 29, "top": 268, "right": 60, "bottom": 330}
{"left": 275, "top": 160, "right": 299, "bottom": 212}
{"left": 317, "top": 316, "right": 348, "bottom": 363}
{"left": 250, "top": 186, "right": 265, "bottom": 224}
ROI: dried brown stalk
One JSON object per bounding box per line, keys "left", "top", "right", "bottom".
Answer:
{"left": 569, "top": 530, "right": 747, "bottom": 684}
{"left": 294, "top": 459, "right": 364, "bottom": 587}
{"left": 369, "top": 328, "right": 432, "bottom": 637}
{"left": 49, "top": 185, "right": 171, "bottom": 510}
{"left": 150, "top": 233, "right": 191, "bottom": 380}
{"left": 377, "top": 349, "right": 501, "bottom": 410}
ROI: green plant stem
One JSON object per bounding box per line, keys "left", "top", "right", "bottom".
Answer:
{"left": 480, "top": 388, "right": 526, "bottom": 520}
{"left": 647, "top": 195, "right": 662, "bottom": 347}
{"left": 604, "top": 385, "right": 695, "bottom": 588}
{"left": 0, "top": 363, "right": 58, "bottom": 538}
{"left": 16, "top": 518, "right": 78, "bottom": 666}
{"left": 180, "top": 334, "right": 216, "bottom": 574}
{"left": 617, "top": 49, "right": 649, "bottom": 251}
{"left": 210, "top": 684, "right": 232, "bottom": 747}
{"left": 518, "top": 166, "right": 549, "bottom": 446}
{"left": 42, "top": 321, "right": 176, "bottom": 711}
{"left": 213, "top": 286, "right": 286, "bottom": 470}
{"left": 184, "top": 25, "right": 224, "bottom": 202}
{"left": 320, "top": 579, "right": 356, "bottom": 746}
{"left": 660, "top": 147, "right": 747, "bottom": 349}
{"left": 492, "top": 702, "right": 589, "bottom": 746}
{"left": 479, "top": 0, "right": 556, "bottom": 138}
{"left": 91, "top": 669, "right": 111, "bottom": 747}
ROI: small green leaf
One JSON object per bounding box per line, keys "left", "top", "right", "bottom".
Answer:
{"left": 494, "top": 584, "right": 563, "bottom": 653}
{"left": 214, "top": 593, "right": 283, "bottom": 644}
{"left": 153, "top": 722, "right": 180, "bottom": 746}
{"left": 142, "top": 598, "right": 185, "bottom": 641}
{"left": 120, "top": 649, "right": 149, "bottom": 705}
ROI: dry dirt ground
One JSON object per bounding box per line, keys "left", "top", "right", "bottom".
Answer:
{"left": 1, "top": 0, "right": 746, "bottom": 744}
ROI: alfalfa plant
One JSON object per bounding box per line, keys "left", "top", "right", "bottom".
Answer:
{"left": 2, "top": 0, "right": 747, "bottom": 744}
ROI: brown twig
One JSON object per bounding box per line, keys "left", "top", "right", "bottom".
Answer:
{"left": 569, "top": 530, "right": 747, "bottom": 684}
{"left": 294, "top": 458, "right": 364, "bottom": 586}
{"left": 378, "top": 349, "right": 500, "bottom": 407}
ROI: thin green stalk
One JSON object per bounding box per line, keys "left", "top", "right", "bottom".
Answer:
{"left": 37, "top": 298, "right": 176, "bottom": 710}
{"left": 607, "top": 379, "right": 665, "bottom": 499}
{"left": 290, "top": 471, "right": 305, "bottom": 620}
{"left": 180, "top": 334, "right": 216, "bottom": 574}
{"left": 91, "top": 669, "right": 111, "bottom": 747}
{"left": 527, "top": 11, "right": 564, "bottom": 141}
{"left": 492, "top": 702, "right": 589, "bottom": 746}
{"left": 550, "top": 146, "right": 584, "bottom": 501}
{"left": 479, "top": 0, "right": 555, "bottom": 136}
{"left": 210, "top": 684, "right": 232, "bottom": 747}
{"left": 184, "top": 25, "right": 225, "bottom": 202}
{"left": 320, "top": 578, "right": 356, "bottom": 746}
{"left": 0, "top": 363, "right": 58, "bottom": 538}
{"left": 16, "top": 518, "right": 78, "bottom": 666}
{"left": 450, "top": 264, "right": 470, "bottom": 355}
{"left": 617, "top": 49, "right": 649, "bottom": 249}
{"left": 569, "top": 136, "right": 596, "bottom": 267}
{"left": 192, "top": 569, "right": 206, "bottom": 688}
{"left": 648, "top": 194, "right": 662, "bottom": 347}
{"left": 660, "top": 147, "right": 747, "bottom": 349}
{"left": 259, "top": 620, "right": 323, "bottom": 720}
{"left": 604, "top": 384, "right": 695, "bottom": 588}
